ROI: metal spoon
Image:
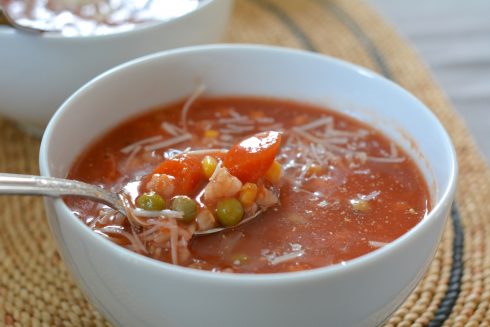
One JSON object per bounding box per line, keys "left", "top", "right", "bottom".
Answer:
{"left": 0, "top": 173, "right": 127, "bottom": 213}
{"left": 0, "top": 169, "right": 266, "bottom": 236}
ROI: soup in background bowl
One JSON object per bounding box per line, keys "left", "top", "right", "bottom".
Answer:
{"left": 2, "top": 0, "right": 204, "bottom": 36}
{"left": 40, "top": 45, "right": 457, "bottom": 327}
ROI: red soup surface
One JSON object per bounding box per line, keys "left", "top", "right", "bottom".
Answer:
{"left": 66, "top": 97, "right": 430, "bottom": 273}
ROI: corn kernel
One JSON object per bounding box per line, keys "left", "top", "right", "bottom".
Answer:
{"left": 204, "top": 130, "right": 219, "bottom": 138}
{"left": 265, "top": 160, "right": 282, "bottom": 184}
{"left": 239, "top": 183, "right": 258, "bottom": 207}
{"left": 201, "top": 155, "right": 218, "bottom": 179}
{"left": 306, "top": 164, "right": 325, "bottom": 177}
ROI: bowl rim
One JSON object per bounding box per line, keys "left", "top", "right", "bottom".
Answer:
{"left": 0, "top": 0, "right": 217, "bottom": 41}
{"left": 39, "top": 44, "right": 458, "bottom": 284}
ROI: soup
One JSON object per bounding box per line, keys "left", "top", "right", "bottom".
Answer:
{"left": 2, "top": 0, "right": 201, "bottom": 36}
{"left": 66, "top": 97, "right": 430, "bottom": 273}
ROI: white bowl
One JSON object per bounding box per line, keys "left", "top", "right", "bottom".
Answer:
{"left": 0, "top": 0, "right": 232, "bottom": 136}
{"left": 39, "top": 45, "right": 457, "bottom": 327}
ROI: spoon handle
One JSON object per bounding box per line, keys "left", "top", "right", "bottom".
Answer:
{"left": 0, "top": 173, "right": 123, "bottom": 212}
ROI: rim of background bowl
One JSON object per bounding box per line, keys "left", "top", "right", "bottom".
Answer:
{"left": 0, "top": 0, "right": 216, "bottom": 41}
{"left": 39, "top": 44, "right": 458, "bottom": 285}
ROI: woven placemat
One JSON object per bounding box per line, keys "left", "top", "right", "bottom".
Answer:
{"left": 1, "top": 0, "right": 489, "bottom": 326}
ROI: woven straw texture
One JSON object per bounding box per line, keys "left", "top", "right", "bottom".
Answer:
{"left": 1, "top": 0, "right": 489, "bottom": 326}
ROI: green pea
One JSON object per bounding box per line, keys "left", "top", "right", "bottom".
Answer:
{"left": 215, "top": 198, "right": 244, "bottom": 227}
{"left": 136, "top": 192, "right": 165, "bottom": 211}
{"left": 171, "top": 196, "right": 198, "bottom": 223}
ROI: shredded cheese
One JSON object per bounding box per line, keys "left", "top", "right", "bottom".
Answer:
{"left": 181, "top": 84, "right": 206, "bottom": 131}
{"left": 144, "top": 133, "right": 192, "bottom": 152}
{"left": 358, "top": 191, "right": 381, "bottom": 201}
{"left": 132, "top": 208, "right": 184, "bottom": 219}
{"left": 161, "top": 122, "right": 185, "bottom": 136}
{"left": 120, "top": 135, "right": 163, "bottom": 154}
{"left": 96, "top": 226, "right": 147, "bottom": 254}
{"left": 296, "top": 116, "right": 333, "bottom": 131}
{"left": 368, "top": 241, "right": 388, "bottom": 248}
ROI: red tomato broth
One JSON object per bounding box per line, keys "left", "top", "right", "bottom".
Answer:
{"left": 66, "top": 97, "right": 430, "bottom": 273}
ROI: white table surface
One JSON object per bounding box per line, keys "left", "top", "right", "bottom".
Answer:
{"left": 368, "top": 0, "right": 490, "bottom": 163}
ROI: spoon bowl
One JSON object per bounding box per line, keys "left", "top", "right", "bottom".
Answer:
{"left": 0, "top": 150, "right": 270, "bottom": 236}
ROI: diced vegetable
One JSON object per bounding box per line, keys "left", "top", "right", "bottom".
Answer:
{"left": 171, "top": 196, "right": 198, "bottom": 223}
{"left": 232, "top": 254, "right": 248, "bottom": 265}
{"left": 256, "top": 186, "right": 279, "bottom": 207}
{"left": 239, "top": 183, "right": 258, "bottom": 207}
{"left": 224, "top": 131, "right": 282, "bottom": 183}
{"left": 201, "top": 155, "right": 218, "bottom": 179}
{"left": 136, "top": 192, "right": 166, "bottom": 211}
{"left": 286, "top": 212, "right": 307, "bottom": 225}
{"left": 203, "top": 166, "right": 243, "bottom": 202}
{"left": 152, "top": 155, "right": 204, "bottom": 195}
{"left": 215, "top": 198, "right": 244, "bottom": 227}
{"left": 204, "top": 130, "right": 219, "bottom": 138}
{"left": 350, "top": 199, "right": 371, "bottom": 212}
{"left": 195, "top": 208, "right": 217, "bottom": 231}
{"left": 265, "top": 160, "right": 282, "bottom": 184}
{"left": 306, "top": 164, "right": 325, "bottom": 177}
{"left": 146, "top": 173, "right": 175, "bottom": 197}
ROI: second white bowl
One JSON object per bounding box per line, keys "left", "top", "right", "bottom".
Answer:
{"left": 0, "top": 0, "right": 232, "bottom": 136}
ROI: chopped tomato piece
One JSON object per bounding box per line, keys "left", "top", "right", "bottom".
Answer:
{"left": 152, "top": 155, "right": 204, "bottom": 195}
{"left": 223, "top": 131, "right": 282, "bottom": 183}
